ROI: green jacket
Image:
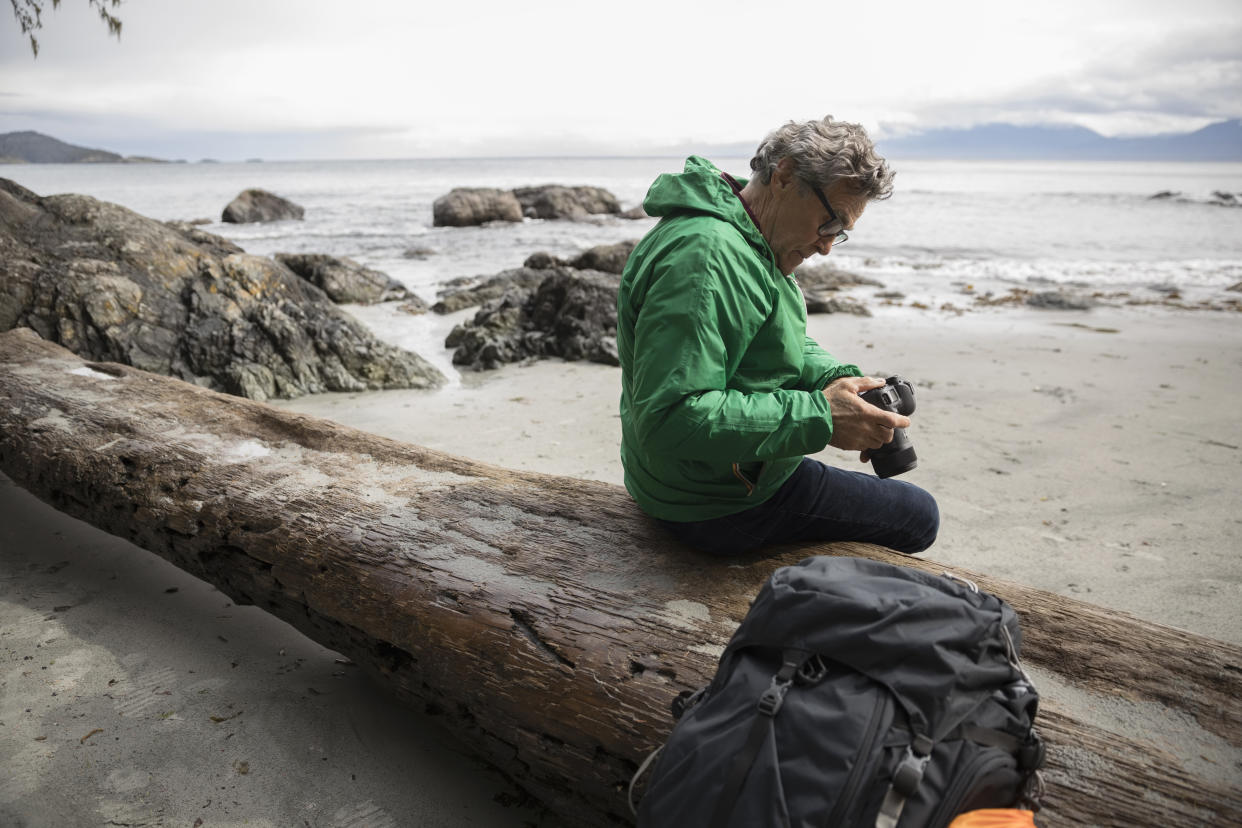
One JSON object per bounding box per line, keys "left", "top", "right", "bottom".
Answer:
{"left": 618, "top": 156, "right": 861, "bottom": 521}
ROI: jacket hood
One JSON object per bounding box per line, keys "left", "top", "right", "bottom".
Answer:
{"left": 642, "top": 156, "right": 768, "bottom": 254}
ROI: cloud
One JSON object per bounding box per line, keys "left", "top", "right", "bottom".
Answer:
{"left": 890, "top": 17, "right": 1242, "bottom": 136}
{"left": 3, "top": 0, "right": 1240, "bottom": 157}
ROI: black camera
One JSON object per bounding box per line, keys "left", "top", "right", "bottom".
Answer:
{"left": 859, "top": 376, "right": 918, "bottom": 478}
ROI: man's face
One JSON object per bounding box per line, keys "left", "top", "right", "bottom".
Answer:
{"left": 767, "top": 167, "right": 868, "bottom": 276}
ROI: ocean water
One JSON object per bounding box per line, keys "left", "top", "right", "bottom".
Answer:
{"left": 5, "top": 156, "right": 1241, "bottom": 379}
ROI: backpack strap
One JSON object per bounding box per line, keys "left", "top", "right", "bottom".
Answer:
{"left": 707, "top": 649, "right": 808, "bottom": 828}
{"left": 628, "top": 744, "right": 663, "bottom": 817}
{"left": 875, "top": 733, "right": 934, "bottom": 828}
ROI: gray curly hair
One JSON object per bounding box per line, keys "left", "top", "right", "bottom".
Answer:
{"left": 749, "top": 116, "right": 894, "bottom": 201}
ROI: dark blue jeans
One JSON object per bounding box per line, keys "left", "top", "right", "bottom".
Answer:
{"left": 657, "top": 457, "right": 939, "bottom": 555}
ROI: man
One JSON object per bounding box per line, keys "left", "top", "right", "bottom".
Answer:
{"left": 617, "top": 117, "right": 938, "bottom": 555}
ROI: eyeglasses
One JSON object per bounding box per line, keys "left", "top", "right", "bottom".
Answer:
{"left": 809, "top": 183, "right": 849, "bottom": 246}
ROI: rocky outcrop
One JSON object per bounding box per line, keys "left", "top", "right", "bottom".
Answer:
{"left": 432, "top": 184, "right": 630, "bottom": 226}
{"left": 569, "top": 239, "right": 638, "bottom": 273}
{"left": 804, "top": 294, "right": 872, "bottom": 316}
{"left": 795, "top": 262, "right": 883, "bottom": 291}
{"left": 432, "top": 188, "right": 523, "bottom": 227}
{"left": 434, "top": 240, "right": 638, "bottom": 317}
{"left": 514, "top": 185, "right": 620, "bottom": 220}
{"left": 446, "top": 268, "right": 620, "bottom": 370}
{"left": 1145, "top": 190, "right": 1239, "bottom": 208}
{"left": 431, "top": 268, "right": 548, "bottom": 314}
{"left": 221, "top": 188, "right": 305, "bottom": 223}
{"left": 523, "top": 240, "right": 639, "bottom": 275}
{"left": 1026, "top": 290, "right": 1096, "bottom": 310}
{"left": 274, "top": 253, "right": 415, "bottom": 305}
{"left": 161, "top": 221, "right": 244, "bottom": 257}
{"left": 793, "top": 263, "right": 880, "bottom": 315}
{"left": 0, "top": 178, "right": 443, "bottom": 401}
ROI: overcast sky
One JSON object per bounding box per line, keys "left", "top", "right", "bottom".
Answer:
{"left": 2, "top": 0, "right": 1240, "bottom": 160}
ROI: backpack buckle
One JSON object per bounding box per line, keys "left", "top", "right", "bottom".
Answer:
{"left": 757, "top": 651, "right": 807, "bottom": 717}
{"left": 795, "top": 654, "right": 830, "bottom": 686}
{"left": 876, "top": 739, "right": 935, "bottom": 828}
{"left": 757, "top": 677, "right": 791, "bottom": 717}
{"left": 891, "top": 742, "right": 931, "bottom": 796}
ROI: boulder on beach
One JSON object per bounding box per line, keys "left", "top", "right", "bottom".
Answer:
{"left": 432, "top": 188, "right": 523, "bottom": 227}
{"left": 445, "top": 268, "right": 620, "bottom": 371}
{"left": 431, "top": 184, "right": 626, "bottom": 226}
{"left": 221, "top": 188, "right": 305, "bottom": 223}
{"left": 523, "top": 251, "right": 565, "bottom": 270}
{"left": 513, "top": 185, "right": 620, "bottom": 220}
{"left": 523, "top": 241, "right": 638, "bottom": 274}
{"left": 568, "top": 239, "right": 638, "bottom": 274}
{"left": 431, "top": 267, "right": 548, "bottom": 314}
{"left": 794, "top": 262, "right": 883, "bottom": 291}
{"left": 274, "top": 253, "right": 414, "bottom": 305}
{"left": 804, "top": 293, "right": 872, "bottom": 316}
{"left": 1227, "top": 282, "right": 1242, "bottom": 293}
{"left": 437, "top": 240, "right": 639, "bottom": 315}
{"left": 1025, "top": 290, "right": 1096, "bottom": 311}
{"left": 0, "top": 177, "right": 444, "bottom": 401}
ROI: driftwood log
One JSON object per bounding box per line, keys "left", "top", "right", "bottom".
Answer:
{"left": 1, "top": 327, "right": 1239, "bottom": 826}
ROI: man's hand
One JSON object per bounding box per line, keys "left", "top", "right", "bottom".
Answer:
{"left": 824, "top": 376, "right": 911, "bottom": 460}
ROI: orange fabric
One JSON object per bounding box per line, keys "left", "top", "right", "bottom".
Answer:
{"left": 948, "top": 809, "right": 1038, "bottom": 828}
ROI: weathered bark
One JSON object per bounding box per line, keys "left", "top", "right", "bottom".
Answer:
{"left": 1, "top": 327, "right": 1238, "bottom": 827}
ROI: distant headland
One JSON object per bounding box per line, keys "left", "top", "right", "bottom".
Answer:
{"left": 0, "top": 131, "right": 170, "bottom": 164}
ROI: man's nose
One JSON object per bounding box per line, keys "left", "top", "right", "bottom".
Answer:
{"left": 814, "top": 236, "right": 835, "bottom": 255}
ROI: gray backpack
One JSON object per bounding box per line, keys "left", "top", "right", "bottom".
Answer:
{"left": 631, "top": 556, "right": 1045, "bottom": 827}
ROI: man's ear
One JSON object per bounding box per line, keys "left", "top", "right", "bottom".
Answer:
{"left": 772, "top": 156, "right": 798, "bottom": 192}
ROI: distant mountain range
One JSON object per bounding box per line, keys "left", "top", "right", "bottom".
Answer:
{"left": 680, "top": 120, "right": 1242, "bottom": 162}
{"left": 0, "top": 131, "right": 167, "bottom": 164}
{"left": 875, "top": 120, "right": 1242, "bottom": 161}
{"left": 5, "top": 121, "right": 1241, "bottom": 163}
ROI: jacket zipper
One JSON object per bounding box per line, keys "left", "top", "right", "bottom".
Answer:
{"left": 731, "top": 462, "right": 756, "bottom": 496}
{"left": 823, "top": 691, "right": 892, "bottom": 826}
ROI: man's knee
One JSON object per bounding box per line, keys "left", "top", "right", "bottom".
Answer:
{"left": 896, "top": 486, "right": 939, "bottom": 554}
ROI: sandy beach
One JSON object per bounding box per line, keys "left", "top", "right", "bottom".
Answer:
{"left": 276, "top": 302, "right": 1242, "bottom": 646}
{"left": 3, "top": 300, "right": 1241, "bottom": 826}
